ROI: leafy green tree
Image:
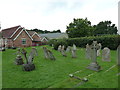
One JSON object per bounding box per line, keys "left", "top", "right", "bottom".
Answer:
{"left": 94, "top": 21, "right": 118, "bottom": 35}
{"left": 66, "top": 18, "right": 92, "bottom": 38}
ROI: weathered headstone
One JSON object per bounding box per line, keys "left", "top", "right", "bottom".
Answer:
{"left": 21, "top": 48, "right": 28, "bottom": 64}
{"left": 51, "top": 44, "right": 54, "bottom": 50}
{"left": 21, "top": 48, "right": 36, "bottom": 71}
{"left": 43, "top": 47, "right": 56, "bottom": 60}
{"left": 15, "top": 48, "right": 24, "bottom": 65}
{"left": 97, "top": 43, "right": 102, "bottom": 56}
{"left": 73, "top": 44, "right": 77, "bottom": 51}
{"left": 43, "top": 47, "right": 49, "bottom": 59}
{"left": 66, "top": 46, "right": 71, "bottom": 52}
{"left": 87, "top": 41, "right": 101, "bottom": 71}
{"left": 71, "top": 44, "right": 77, "bottom": 58}
{"left": 102, "top": 47, "right": 111, "bottom": 62}
{"left": 58, "top": 45, "right": 62, "bottom": 52}
{"left": 86, "top": 44, "right": 92, "bottom": 59}
{"left": 61, "top": 45, "right": 67, "bottom": 57}
{"left": 28, "top": 47, "right": 38, "bottom": 63}
{"left": 47, "top": 49, "right": 56, "bottom": 60}
{"left": 117, "top": 45, "right": 120, "bottom": 66}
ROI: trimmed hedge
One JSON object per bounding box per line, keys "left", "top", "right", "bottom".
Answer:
{"left": 48, "top": 35, "right": 120, "bottom": 50}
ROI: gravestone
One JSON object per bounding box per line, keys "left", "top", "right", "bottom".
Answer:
{"left": 71, "top": 44, "right": 77, "bottom": 58}
{"left": 43, "top": 47, "right": 56, "bottom": 60}
{"left": 87, "top": 41, "right": 101, "bottom": 71}
{"left": 73, "top": 44, "right": 77, "bottom": 51}
{"left": 61, "top": 45, "right": 67, "bottom": 57}
{"left": 28, "top": 47, "right": 38, "bottom": 63}
{"left": 66, "top": 46, "right": 71, "bottom": 52}
{"left": 58, "top": 45, "right": 62, "bottom": 52}
{"left": 43, "top": 47, "right": 49, "bottom": 59}
{"left": 51, "top": 44, "right": 54, "bottom": 50}
{"left": 15, "top": 48, "right": 24, "bottom": 65}
{"left": 97, "top": 43, "right": 102, "bottom": 56}
{"left": 21, "top": 48, "right": 36, "bottom": 71}
{"left": 117, "top": 45, "right": 120, "bottom": 66}
{"left": 86, "top": 44, "right": 92, "bottom": 59}
{"left": 102, "top": 47, "right": 111, "bottom": 62}
{"left": 47, "top": 49, "right": 56, "bottom": 60}
{"left": 21, "top": 48, "right": 28, "bottom": 64}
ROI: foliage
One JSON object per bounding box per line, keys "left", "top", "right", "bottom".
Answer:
{"left": 31, "top": 29, "right": 61, "bottom": 34}
{"left": 66, "top": 18, "right": 93, "bottom": 38}
{"left": 48, "top": 39, "right": 68, "bottom": 50}
{"left": 49, "top": 35, "right": 120, "bottom": 50}
{"left": 66, "top": 18, "right": 118, "bottom": 38}
{"left": 2, "top": 46, "right": 118, "bottom": 88}
{"left": 94, "top": 21, "right": 118, "bottom": 35}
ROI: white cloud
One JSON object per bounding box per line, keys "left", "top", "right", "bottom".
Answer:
{"left": 0, "top": 0, "right": 119, "bottom": 32}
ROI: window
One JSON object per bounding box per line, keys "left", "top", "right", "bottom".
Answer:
{"left": 22, "top": 38, "right": 26, "bottom": 45}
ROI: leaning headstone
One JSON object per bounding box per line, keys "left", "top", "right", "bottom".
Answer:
{"left": 15, "top": 48, "right": 24, "bottom": 65}
{"left": 61, "top": 45, "right": 67, "bottom": 57}
{"left": 58, "top": 45, "right": 62, "bottom": 52}
{"left": 71, "top": 44, "right": 77, "bottom": 58}
{"left": 28, "top": 47, "right": 38, "bottom": 63}
{"left": 21, "top": 48, "right": 36, "bottom": 71}
{"left": 43, "top": 47, "right": 56, "bottom": 60}
{"left": 66, "top": 46, "right": 71, "bottom": 52}
{"left": 117, "top": 45, "right": 120, "bottom": 66}
{"left": 87, "top": 41, "right": 101, "bottom": 71}
{"left": 86, "top": 44, "right": 92, "bottom": 59}
{"left": 47, "top": 49, "right": 56, "bottom": 60}
{"left": 102, "top": 47, "right": 111, "bottom": 62}
{"left": 21, "top": 48, "right": 28, "bottom": 64}
{"left": 43, "top": 47, "right": 49, "bottom": 59}
{"left": 97, "top": 43, "right": 102, "bottom": 56}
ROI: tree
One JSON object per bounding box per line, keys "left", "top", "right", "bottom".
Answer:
{"left": 94, "top": 21, "right": 118, "bottom": 35}
{"left": 66, "top": 18, "right": 92, "bottom": 38}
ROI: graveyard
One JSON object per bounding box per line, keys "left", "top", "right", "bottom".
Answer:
{"left": 1, "top": 45, "right": 119, "bottom": 88}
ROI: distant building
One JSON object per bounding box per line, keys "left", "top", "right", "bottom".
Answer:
{"left": 0, "top": 25, "right": 47, "bottom": 47}
{"left": 39, "top": 33, "right": 68, "bottom": 39}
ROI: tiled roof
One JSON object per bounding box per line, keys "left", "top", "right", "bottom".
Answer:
{"left": 1, "top": 25, "right": 21, "bottom": 38}
{"left": 27, "top": 30, "right": 35, "bottom": 36}
{"left": 39, "top": 33, "right": 68, "bottom": 39}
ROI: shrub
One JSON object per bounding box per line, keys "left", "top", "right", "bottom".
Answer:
{"left": 48, "top": 35, "right": 120, "bottom": 50}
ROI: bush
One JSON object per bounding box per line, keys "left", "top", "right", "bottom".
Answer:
{"left": 48, "top": 35, "right": 120, "bottom": 50}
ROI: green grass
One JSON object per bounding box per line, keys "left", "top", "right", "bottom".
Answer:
{"left": 2, "top": 45, "right": 119, "bottom": 88}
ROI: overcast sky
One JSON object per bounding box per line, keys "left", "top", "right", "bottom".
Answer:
{"left": 0, "top": 0, "right": 119, "bottom": 32}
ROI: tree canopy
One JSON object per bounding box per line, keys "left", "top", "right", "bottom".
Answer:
{"left": 94, "top": 21, "right": 118, "bottom": 35}
{"left": 66, "top": 18, "right": 92, "bottom": 38}
{"left": 66, "top": 18, "right": 118, "bottom": 38}
{"left": 31, "top": 29, "right": 61, "bottom": 34}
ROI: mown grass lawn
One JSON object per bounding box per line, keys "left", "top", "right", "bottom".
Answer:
{"left": 2, "top": 45, "right": 119, "bottom": 88}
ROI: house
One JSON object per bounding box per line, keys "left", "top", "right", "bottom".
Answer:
{"left": 0, "top": 25, "right": 42, "bottom": 48}
{"left": 39, "top": 33, "right": 68, "bottom": 39}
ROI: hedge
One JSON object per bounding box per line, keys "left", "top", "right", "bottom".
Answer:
{"left": 48, "top": 35, "right": 120, "bottom": 50}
